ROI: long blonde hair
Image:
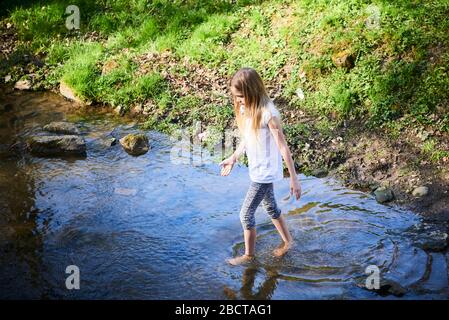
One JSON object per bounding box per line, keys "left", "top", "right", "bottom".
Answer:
{"left": 229, "top": 68, "right": 271, "bottom": 140}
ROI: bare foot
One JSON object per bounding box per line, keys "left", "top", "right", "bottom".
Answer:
{"left": 226, "top": 254, "right": 255, "bottom": 266}
{"left": 273, "top": 241, "right": 295, "bottom": 257}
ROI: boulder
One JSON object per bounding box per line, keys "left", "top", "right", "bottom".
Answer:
{"left": 59, "top": 80, "right": 86, "bottom": 104}
{"left": 43, "top": 121, "right": 80, "bottom": 135}
{"left": 412, "top": 186, "right": 429, "bottom": 197}
{"left": 114, "top": 105, "right": 126, "bottom": 116}
{"left": 27, "top": 135, "right": 86, "bottom": 156}
{"left": 14, "top": 80, "right": 31, "bottom": 90}
{"left": 119, "top": 133, "right": 149, "bottom": 156}
{"left": 374, "top": 186, "right": 394, "bottom": 203}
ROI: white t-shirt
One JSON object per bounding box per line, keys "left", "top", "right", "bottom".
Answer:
{"left": 242, "top": 100, "right": 283, "bottom": 183}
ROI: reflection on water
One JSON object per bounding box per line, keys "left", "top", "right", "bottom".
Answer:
{"left": 0, "top": 88, "right": 448, "bottom": 299}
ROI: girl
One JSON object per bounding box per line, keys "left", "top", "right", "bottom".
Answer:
{"left": 220, "top": 67, "right": 302, "bottom": 266}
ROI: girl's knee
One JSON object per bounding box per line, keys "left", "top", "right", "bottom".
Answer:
{"left": 268, "top": 207, "right": 282, "bottom": 220}
{"left": 262, "top": 199, "right": 281, "bottom": 219}
{"left": 240, "top": 217, "right": 255, "bottom": 230}
{"left": 240, "top": 209, "right": 255, "bottom": 229}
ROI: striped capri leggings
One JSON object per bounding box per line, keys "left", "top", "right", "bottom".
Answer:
{"left": 240, "top": 181, "right": 282, "bottom": 230}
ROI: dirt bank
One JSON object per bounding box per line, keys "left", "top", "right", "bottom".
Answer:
{"left": 278, "top": 106, "right": 449, "bottom": 222}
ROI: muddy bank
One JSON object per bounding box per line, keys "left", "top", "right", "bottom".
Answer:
{"left": 335, "top": 128, "right": 449, "bottom": 221}
{"left": 279, "top": 111, "right": 449, "bottom": 222}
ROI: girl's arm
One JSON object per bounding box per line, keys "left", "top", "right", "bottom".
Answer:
{"left": 231, "top": 139, "right": 246, "bottom": 163}
{"left": 268, "top": 117, "right": 302, "bottom": 200}
{"left": 220, "top": 139, "right": 245, "bottom": 176}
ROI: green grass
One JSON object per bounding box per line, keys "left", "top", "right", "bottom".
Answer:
{"left": 60, "top": 42, "right": 103, "bottom": 100}
{"left": 2, "top": 0, "right": 449, "bottom": 153}
{"left": 421, "top": 138, "right": 449, "bottom": 163}
{"left": 176, "top": 13, "right": 241, "bottom": 66}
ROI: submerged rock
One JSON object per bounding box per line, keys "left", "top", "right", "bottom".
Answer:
{"left": 94, "top": 136, "right": 117, "bottom": 149}
{"left": 376, "top": 279, "right": 408, "bottom": 297}
{"left": 404, "top": 222, "right": 449, "bottom": 252}
{"left": 374, "top": 187, "right": 395, "bottom": 203}
{"left": 114, "top": 188, "right": 137, "bottom": 196}
{"left": 0, "top": 103, "right": 13, "bottom": 114}
{"left": 415, "top": 227, "right": 448, "bottom": 252}
{"left": 85, "top": 130, "right": 117, "bottom": 150}
{"left": 105, "top": 137, "right": 117, "bottom": 147}
{"left": 43, "top": 121, "right": 80, "bottom": 135}
{"left": 119, "top": 133, "right": 149, "bottom": 156}
{"left": 356, "top": 277, "right": 407, "bottom": 297}
{"left": 27, "top": 135, "right": 86, "bottom": 156}
{"left": 311, "top": 168, "right": 328, "bottom": 178}
{"left": 420, "top": 237, "right": 449, "bottom": 252}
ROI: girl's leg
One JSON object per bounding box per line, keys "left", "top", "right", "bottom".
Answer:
{"left": 262, "top": 184, "right": 294, "bottom": 257}
{"left": 271, "top": 215, "right": 293, "bottom": 244}
{"left": 243, "top": 228, "right": 257, "bottom": 256}
{"left": 227, "top": 228, "right": 256, "bottom": 265}
{"left": 271, "top": 215, "right": 294, "bottom": 256}
{"left": 227, "top": 182, "right": 270, "bottom": 265}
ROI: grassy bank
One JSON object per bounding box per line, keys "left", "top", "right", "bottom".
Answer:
{"left": 1, "top": 0, "right": 449, "bottom": 171}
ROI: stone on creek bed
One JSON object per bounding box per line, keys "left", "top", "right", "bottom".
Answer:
{"left": 0, "top": 103, "right": 14, "bottom": 114}
{"left": 59, "top": 80, "right": 89, "bottom": 105}
{"left": 374, "top": 186, "right": 395, "bottom": 203}
{"left": 311, "top": 167, "right": 329, "bottom": 178}
{"left": 412, "top": 186, "right": 429, "bottom": 198}
{"left": 375, "top": 278, "right": 408, "bottom": 297}
{"left": 356, "top": 277, "right": 407, "bottom": 297}
{"left": 400, "top": 221, "right": 449, "bottom": 254}
{"left": 27, "top": 135, "right": 86, "bottom": 156}
{"left": 43, "top": 121, "right": 80, "bottom": 135}
{"left": 14, "top": 79, "right": 32, "bottom": 90}
{"left": 119, "top": 133, "right": 149, "bottom": 156}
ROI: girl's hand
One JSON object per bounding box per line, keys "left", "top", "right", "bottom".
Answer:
{"left": 290, "top": 178, "right": 302, "bottom": 200}
{"left": 219, "top": 156, "right": 236, "bottom": 176}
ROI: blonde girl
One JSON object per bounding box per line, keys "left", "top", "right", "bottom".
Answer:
{"left": 220, "top": 67, "right": 301, "bottom": 265}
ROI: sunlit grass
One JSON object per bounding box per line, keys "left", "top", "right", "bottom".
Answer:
{"left": 2, "top": 0, "right": 448, "bottom": 142}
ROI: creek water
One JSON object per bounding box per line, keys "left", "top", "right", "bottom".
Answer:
{"left": 0, "top": 89, "right": 448, "bottom": 299}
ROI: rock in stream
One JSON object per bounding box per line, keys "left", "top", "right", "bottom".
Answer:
{"left": 119, "top": 133, "right": 149, "bottom": 156}
{"left": 43, "top": 121, "right": 80, "bottom": 135}
{"left": 27, "top": 135, "right": 86, "bottom": 156}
